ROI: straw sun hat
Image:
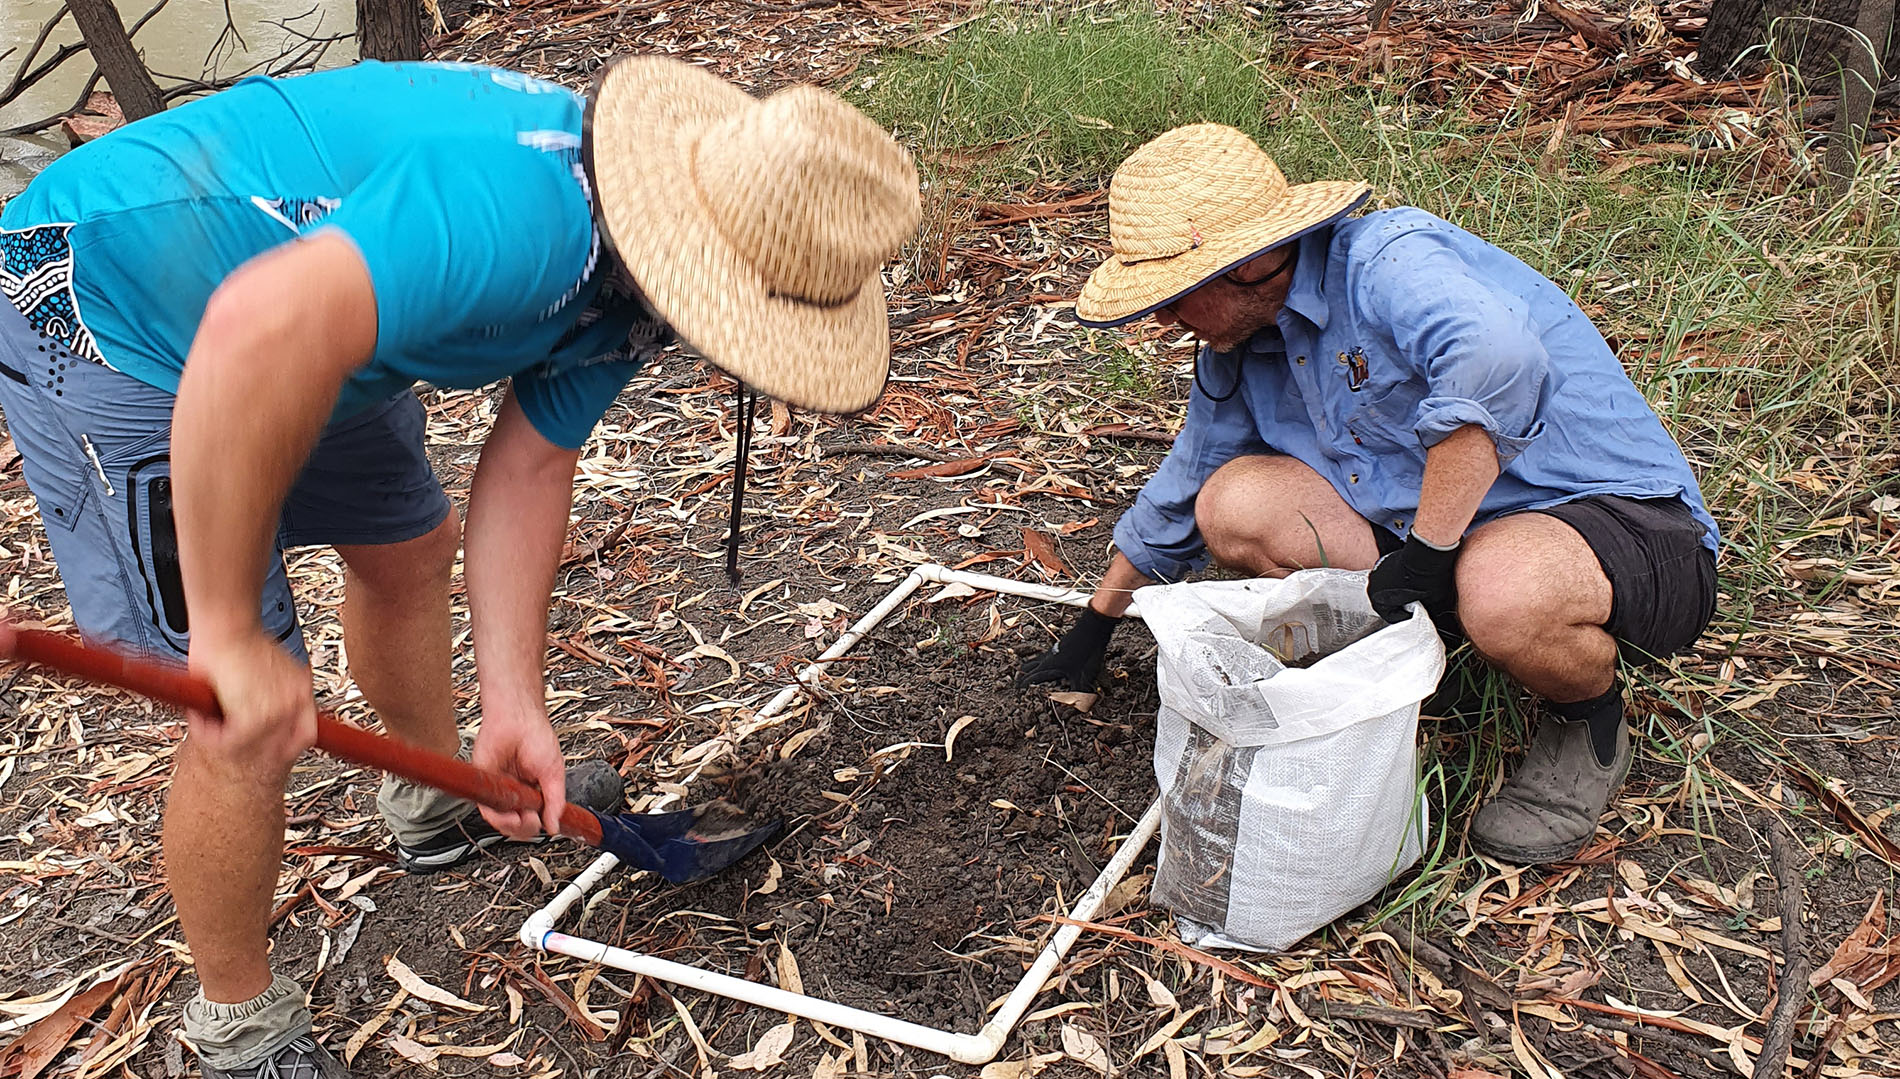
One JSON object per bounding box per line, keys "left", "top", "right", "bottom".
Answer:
{"left": 586, "top": 56, "right": 920, "bottom": 414}
{"left": 1075, "top": 124, "right": 1371, "bottom": 328}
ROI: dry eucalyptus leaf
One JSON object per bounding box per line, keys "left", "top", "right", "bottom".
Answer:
{"left": 388, "top": 1034, "right": 441, "bottom": 1066}
{"left": 1048, "top": 691, "right": 1098, "bottom": 713}
{"left": 386, "top": 956, "right": 487, "bottom": 1012}
{"left": 727, "top": 1021, "right": 796, "bottom": 1071}
{"left": 1060, "top": 1024, "right": 1109, "bottom": 1075}
{"left": 777, "top": 941, "right": 804, "bottom": 996}
{"left": 979, "top": 1052, "right": 1064, "bottom": 1078}
{"left": 1142, "top": 971, "right": 1179, "bottom": 1012}
{"left": 751, "top": 858, "right": 784, "bottom": 897}
{"left": 344, "top": 991, "right": 407, "bottom": 1065}
{"left": 781, "top": 728, "right": 824, "bottom": 759}
{"left": 944, "top": 715, "right": 978, "bottom": 761}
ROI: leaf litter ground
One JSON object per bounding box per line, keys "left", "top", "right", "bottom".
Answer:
{"left": 3, "top": 1, "right": 1900, "bottom": 1078}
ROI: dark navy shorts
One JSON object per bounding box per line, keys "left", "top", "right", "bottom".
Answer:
{"left": 0, "top": 301, "right": 451, "bottom": 660}
{"left": 1377, "top": 494, "right": 1717, "bottom": 663}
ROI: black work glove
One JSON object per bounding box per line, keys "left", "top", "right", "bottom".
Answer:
{"left": 1367, "top": 534, "right": 1461, "bottom": 625}
{"left": 1017, "top": 607, "right": 1120, "bottom": 692}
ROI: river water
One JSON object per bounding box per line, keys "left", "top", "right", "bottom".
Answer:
{"left": 1, "top": 0, "right": 358, "bottom": 197}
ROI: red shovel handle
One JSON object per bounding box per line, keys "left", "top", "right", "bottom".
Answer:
{"left": 2, "top": 628, "right": 603, "bottom": 845}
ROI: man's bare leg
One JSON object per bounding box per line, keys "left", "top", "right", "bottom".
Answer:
{"left": 162, "top": 514, "right": 461, "bottom": 1004}
{"left": 332, "top": 512, "right": 482, "bottom": 856}
{"left": 163, "top": 742, "right": 291, "bottom": 1002}
{"left": 1194, "top": 455, "right": 1383, "bottom": 575}
{"left": 333, "top": 511, "right": 463, "bottom": 758}
{"left": 1456, "top": 512, "right": 1628, "bottom": 864}
{"left": 1455, "top": 513, "right": 1615, "bottom": 702}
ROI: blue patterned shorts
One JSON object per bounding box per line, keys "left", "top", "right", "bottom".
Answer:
{"left": 0, "top": 297, "right": 451, "bottom": 660}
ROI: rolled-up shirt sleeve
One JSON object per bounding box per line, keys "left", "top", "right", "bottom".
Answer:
{"left": 1112, "top": 349, "right": 1270, "bottom": 582}
{"left": 1358, "top": 231, "right": 1550, "bottom": 462}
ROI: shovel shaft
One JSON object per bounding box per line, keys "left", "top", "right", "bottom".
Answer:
{"left": 3, "top": 628, "right": 604, "bottom": 844}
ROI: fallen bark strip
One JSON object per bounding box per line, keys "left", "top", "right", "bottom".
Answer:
{"left": 1379, "top": 919, "right": 1515, "bottom": 1015}
{"left": 819, "top": 441, "right": 957, "bottom": 463}
{"left": 1753, "top": 820, "right": 1812, "bottom": 1079}
{"left": 1082, "top": 424, "right": 1177, "bottom": 445}
{"left": 1035, "top": 914, "right": 1275, "bottom": 989}
{"left": 1292, "top": 992, "right": 1443, "bottom": 1030}
{"left": 1539, "top": 0, "right": 1625, "bottom": 51}
{"left": 1569, "top": 1010, "right": 1744, "bottom": 1075}
{"left": 1548, "top": 996, "right": 1731, "bottom": 1039}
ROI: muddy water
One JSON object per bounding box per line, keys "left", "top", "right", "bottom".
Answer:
{"left": 1, "top": 0, "right": 358, "bottom": 198}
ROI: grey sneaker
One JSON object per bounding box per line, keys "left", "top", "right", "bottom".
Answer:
{"left": 1469, "top": 715, "right": 1630, "bottom": 865}
{"left": 201, "top": 1035, "right": 346, "bottom": 1078}
{"left": 396, "top": 759, "right": 626, "bottom": 873}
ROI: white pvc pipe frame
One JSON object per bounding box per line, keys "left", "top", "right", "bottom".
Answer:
{"left": 521, "top": 563, "right": 1158, "bottom": 1065}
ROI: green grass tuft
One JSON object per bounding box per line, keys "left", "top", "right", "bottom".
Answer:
{"left": 849, "top": 4, "right": 1283, "bottom": 188}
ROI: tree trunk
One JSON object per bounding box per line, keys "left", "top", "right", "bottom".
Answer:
{"left": 1699, "top": 0, "right": 1899, "bottom": 85}
{"left": 1825, "top": 0, "right": 1897, "bottom": 190}
{"left": 356, "top": 0, "right": 424, "bottom": 61}
{"left": 65, "top": 0, "right": 165, "bottom": 121}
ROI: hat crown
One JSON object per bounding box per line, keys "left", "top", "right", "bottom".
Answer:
{"left": 1107, "top": 124, "right": 1289, "bottom": 264}
{"left": 691, "top": 86, "right": 920, "bottom": 307}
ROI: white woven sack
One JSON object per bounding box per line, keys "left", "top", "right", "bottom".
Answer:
{"left": 1140, "top": 569, "right": 1446, "bottom": 951}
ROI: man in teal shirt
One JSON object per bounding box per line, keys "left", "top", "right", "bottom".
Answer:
{"left": 0, "top": 57, "right": 918, "bottom": 1077}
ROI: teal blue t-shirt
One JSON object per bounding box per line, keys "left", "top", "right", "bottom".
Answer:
{"left": 0, "top": 61, "right": 656, "bottom": 448}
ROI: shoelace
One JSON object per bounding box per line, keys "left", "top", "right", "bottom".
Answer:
{"left": 726, "top": 381, "right": 757, "bottom": 584}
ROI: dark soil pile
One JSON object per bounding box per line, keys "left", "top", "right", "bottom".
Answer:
{"left": 623, "top": 613, "right": 1161, "bottom": 1030}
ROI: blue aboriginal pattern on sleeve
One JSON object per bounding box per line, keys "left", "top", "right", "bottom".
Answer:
{"left": 0, "top": 224, "right": 107, "bottom": 367}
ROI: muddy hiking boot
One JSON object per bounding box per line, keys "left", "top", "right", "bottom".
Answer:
{"left": 1468, "top": 715, "right": 1631, "bottom": 865}
{"left": 396, "top": 759, "right": 627, "bottom": 873}
{"left": 200, "top": 1036, "right": 347, "bottom": 1079}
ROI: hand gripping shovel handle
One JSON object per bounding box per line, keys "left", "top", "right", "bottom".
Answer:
{"left": 1, "top": 628, "right": 606, "bottom": 846}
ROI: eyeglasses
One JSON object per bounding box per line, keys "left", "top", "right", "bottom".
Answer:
{"left": 1162, "top": 246, "right": 1297, "bottom": 314}
{"left": 1225, "top": 246, "right": 1296, "bottom": 286}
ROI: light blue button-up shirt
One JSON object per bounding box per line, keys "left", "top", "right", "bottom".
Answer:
{"left": 1112, "top": 207, "right": 1718, "bottom": 583}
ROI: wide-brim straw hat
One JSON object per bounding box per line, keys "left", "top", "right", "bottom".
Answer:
{"left": 586, "top": 56, "right": 920, "bottom": 413}
{"left": 1076, "top": 124, "right": 1370, "bottom": 328}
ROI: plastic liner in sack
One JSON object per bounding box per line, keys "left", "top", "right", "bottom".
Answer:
{"left": 1139, "top": 569, "right": 1446, "bottom": 951}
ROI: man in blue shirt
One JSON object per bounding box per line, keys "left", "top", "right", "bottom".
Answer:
{"left": 0, "top": 57, "right": 917, "bottom": 1077}
{"left": 1020, "top": 124, "right": 1715, "bottom": 870}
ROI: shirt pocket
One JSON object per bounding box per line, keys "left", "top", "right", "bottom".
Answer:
{"left": 1352, "top": 376, "right": 1427, "bottom": 449}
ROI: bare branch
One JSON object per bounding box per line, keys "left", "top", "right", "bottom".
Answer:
{"left": 4, "top": 3, "right": 73, "bottom": 95}
{"left": 150, "top": 33, "right": 342, "bottom": 103}
{"left": 203, "top": 0, "right": 250, "bottom": 74}
{"left": 0, "top": 68, "right": 100, "bottom": 139}
{"left": 1, "top": 0, "right": 173, "bottom": 117}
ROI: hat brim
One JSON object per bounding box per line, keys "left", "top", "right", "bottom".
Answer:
{"left": 1074, "top": 183, "right": 1371, "bottom": 328}
{"left": 585, "top": 57, "right": 891, "bottom": 414}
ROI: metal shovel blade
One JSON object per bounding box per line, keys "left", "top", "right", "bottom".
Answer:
{"left": 586, "top": 801, "right": 782, "bottom": 884}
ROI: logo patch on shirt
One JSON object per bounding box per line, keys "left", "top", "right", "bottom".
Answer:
{"left": 250, "top": 195, "right": 342, "bottom": 232}
{"left": 0, "top": 224, "right": 108, "bottom": 367}
{"left": 1339, "top": 346, "right": 1370, "bottom": 392}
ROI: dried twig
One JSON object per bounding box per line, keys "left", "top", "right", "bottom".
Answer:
{"left": 819, "top": 441, "right": 956, "bottom": 463}
{"left": 1753, "top": 820, "right": 1812, "bottom": 1079}
{"left": 1568, "top": 1010, "right": 1743, "bottom": 1074}
{"left": 1539, "top": 0, "right": 1624, "bottom": 51}
{"left": 1034, "top": 914, "right": 1275, "bottom": 988}
{"left": 1293, "top": 992, "right": 1443, "bottom": 1030}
